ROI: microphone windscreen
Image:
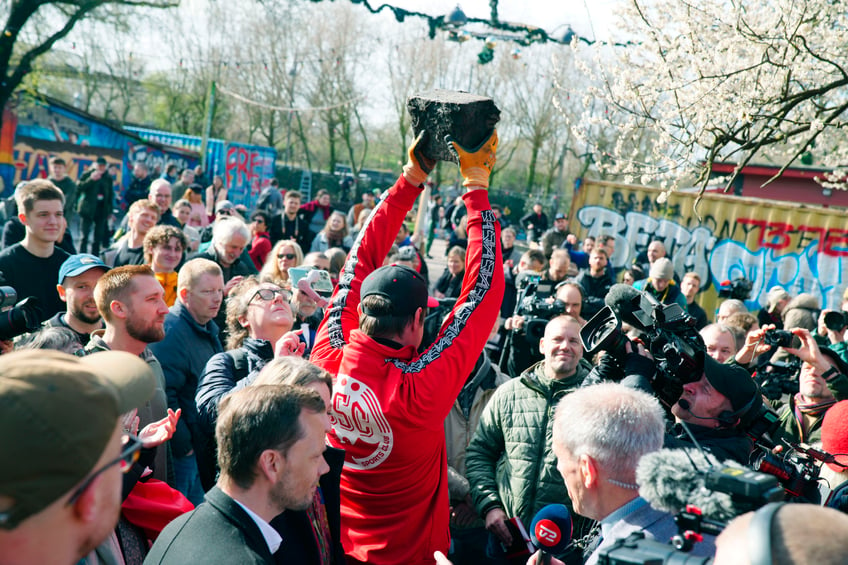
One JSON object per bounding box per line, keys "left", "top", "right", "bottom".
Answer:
{"left": 637, "top": 449, "right": 737, "bottom": 521}
{"left": 530, "top": 504, "right": 573, "bottom": 554}
{"left": 604, "top": 284, "right": 648, "bottom": 329}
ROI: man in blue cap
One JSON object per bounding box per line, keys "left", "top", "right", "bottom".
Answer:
{"left": 45, "top": 253, "right": 110, "bottom": 345}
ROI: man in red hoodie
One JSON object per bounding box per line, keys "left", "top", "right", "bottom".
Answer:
{"left": 311, "top": 130, "right": 503, "bottom": 564}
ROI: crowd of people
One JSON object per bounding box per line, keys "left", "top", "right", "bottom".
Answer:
{"left": 3, "top": 128, "right": 848, "bottom": 565}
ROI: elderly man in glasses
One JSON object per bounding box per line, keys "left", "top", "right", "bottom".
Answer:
{"left": 0, "top": 349, "right": 156, "bottom": 565}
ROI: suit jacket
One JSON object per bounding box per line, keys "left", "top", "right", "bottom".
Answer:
{"left": 271, "top": 446, "right": 345, "bottom": 564}
{"left": 586, "top": 498, "right": 715, "bottom": 565}
{"left": 144, "top": 486, "right": 275, "bottom": 565}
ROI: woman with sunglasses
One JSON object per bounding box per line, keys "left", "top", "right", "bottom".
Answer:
{"left": 194, "top": 276, "right": 304, "bottom": 489}
{"left": 260, "top": 239, "right": 304, "bottom": 286}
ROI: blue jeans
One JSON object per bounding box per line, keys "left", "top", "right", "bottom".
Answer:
{"left": 173, "top": 454, "right": 205, "bottom": 506}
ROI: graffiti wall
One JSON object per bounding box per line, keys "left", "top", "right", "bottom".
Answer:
{"left": 125, "top": 126, "right": 225, "bottom": 177}
{"left": 127, "top": 127, "right": 276, "bottom": 208}
{"left": 13, "top": 137, "right": 124, "bottom": 185}
{"left": 224, "top": 142, "right": 276, "bottom": 207}
{"left": 569, "top": 181, "right": 848, "bottom": 314}
{"left": 2, "top": 97, "right": 197, "bottom": 198}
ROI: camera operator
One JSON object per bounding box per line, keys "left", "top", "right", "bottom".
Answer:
{"left": 758, "top": 286, "right": 791, "bottom": 330}
{"left": 500, "top": 249, "right": 545, "bottom": 319}
{"left": 663, "top": 355, "right": 761, "bottom": 464}
{"left": 582, "top": 283, "right": 761, "bottom": 463}
{"left": 554, "top": 281, "right": 586, "bottom": 326}
{"left": 502, "top": 250, "right": 572, "bottom": 377}
{"left": 741, "top": 326, "right": 848, "bottom": 444}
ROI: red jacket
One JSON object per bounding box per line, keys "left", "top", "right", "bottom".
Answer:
{"left": 311, "top": 175, "right": 504, "bottom": 564}
{"left": 248, "top": 232, "right": 271, "bottom": 270}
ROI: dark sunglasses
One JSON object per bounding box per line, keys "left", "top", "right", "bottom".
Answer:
{"left": 277, "top": 253, "right": 297, "bottom": 260}
{"left": 249, "top": 287, "right": 291, "bottom": 304}
{"left": 67, "top": 434, "right": 142, "bottom": 506}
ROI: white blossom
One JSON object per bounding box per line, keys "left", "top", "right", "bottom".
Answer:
{"left": 556, "top": 0, "right": 848, "bottom": 192}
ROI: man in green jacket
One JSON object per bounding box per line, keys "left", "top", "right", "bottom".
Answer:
{"left": 465, "top": 315, "right": 592, "bottom": 564}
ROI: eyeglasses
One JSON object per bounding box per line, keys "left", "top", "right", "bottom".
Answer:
{"left": 67, "top": 434, "right": 142, "bottom": 506}
{"left": 278, "top": 253, "right": 297, "bottom": 260}
{"left": 249, "top": 287, "right": 291, "bottom": 304}
{"left": 218, "top": 209, "right": 232, "bottom": 216}
{"left": 251, "top": 217, "right": 265, "bottom": 224}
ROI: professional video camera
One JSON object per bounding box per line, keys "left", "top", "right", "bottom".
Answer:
{"left": 519, "top": 296, "right": 566, "bottom": 343}
{"left": 599, "top": 462, "right": 784, "bottom": 564}
{"left": 512, "top": 274, "right": 565, "bottom": 343}
{"left": 752, "top": 441, "right": 838, "bottom": 504}
{"left": 598, "top": 531, "right": 712, "bottom": 565}
{"left": 580, "top": 284, "right": 705, "bottom": 406}
{"left": 718, "top": 277, "right": 753, "bottom": 300}
{"left": 754, "top": 357, "right": 801, "bottom": 401}
{"left": 0, "top": 284, "right": 42, "bottom": 342}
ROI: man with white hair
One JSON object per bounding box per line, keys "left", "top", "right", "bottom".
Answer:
{"left": 148, "top": 258, "right": 225, "bottom": 504}
{"left": 717, "top": 298, "right": 747, "bottom": 324}
{"left": 700, "top": 323, "right": 739, "bottom": 363}
{"left": 531, "top": 382, "right": 714, "bottom": 565}
{"left": 194, "top": 216, "right": 257, "bottom": 286}
{"left": 192, "top": 216, "right": 257, "bottom": 341}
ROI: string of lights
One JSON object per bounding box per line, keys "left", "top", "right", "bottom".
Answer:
{"left": 215, "top": 83, "right": 366, "bottom": 113}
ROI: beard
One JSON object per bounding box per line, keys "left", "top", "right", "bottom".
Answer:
{"left": 270, "top": 473, "right": 315, "bottom": 514}
{"left": 125, "top": 314, "right": 165, "bottom": 343}
{"left": 71, "top": 301, "right": 102, "bottom": 325}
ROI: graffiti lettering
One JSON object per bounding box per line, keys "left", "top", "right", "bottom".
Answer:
{"left": 13, "top": 144, "right": 121, "bottom": 183}
{"left": 225, "top": 145, "right": 275, "bottom": 206}
{"left": 711, "top": 240, "right": 842, "bottom": 309}
{"left": 738, "top": 218, "right": 848, "bottom": 257}
{"left": 576, "top": 205, "right": 844, "bottom": 310}
{"left": 126, "top": 144, "right": 195, "bottom": 180}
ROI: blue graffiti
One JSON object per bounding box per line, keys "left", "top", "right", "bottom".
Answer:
{"left": 711, "top": 239, "right": 842, "bottom": 310}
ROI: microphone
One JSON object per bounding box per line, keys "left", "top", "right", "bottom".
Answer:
{"left": 530, "top": 504, "right": 573, "bottom": 563}
{"left": 604, "top": 284, "right": 650, "bottom": 330}
{"left": 676, "top": 399, "right": 714, "bottom": 423}
{"left": 636, "top": 449, "right": 737, "bottom": 522}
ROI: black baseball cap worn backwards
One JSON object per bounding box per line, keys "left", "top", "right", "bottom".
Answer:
{"left": 360, "top": 264, "right": 438, "bottom": 317}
